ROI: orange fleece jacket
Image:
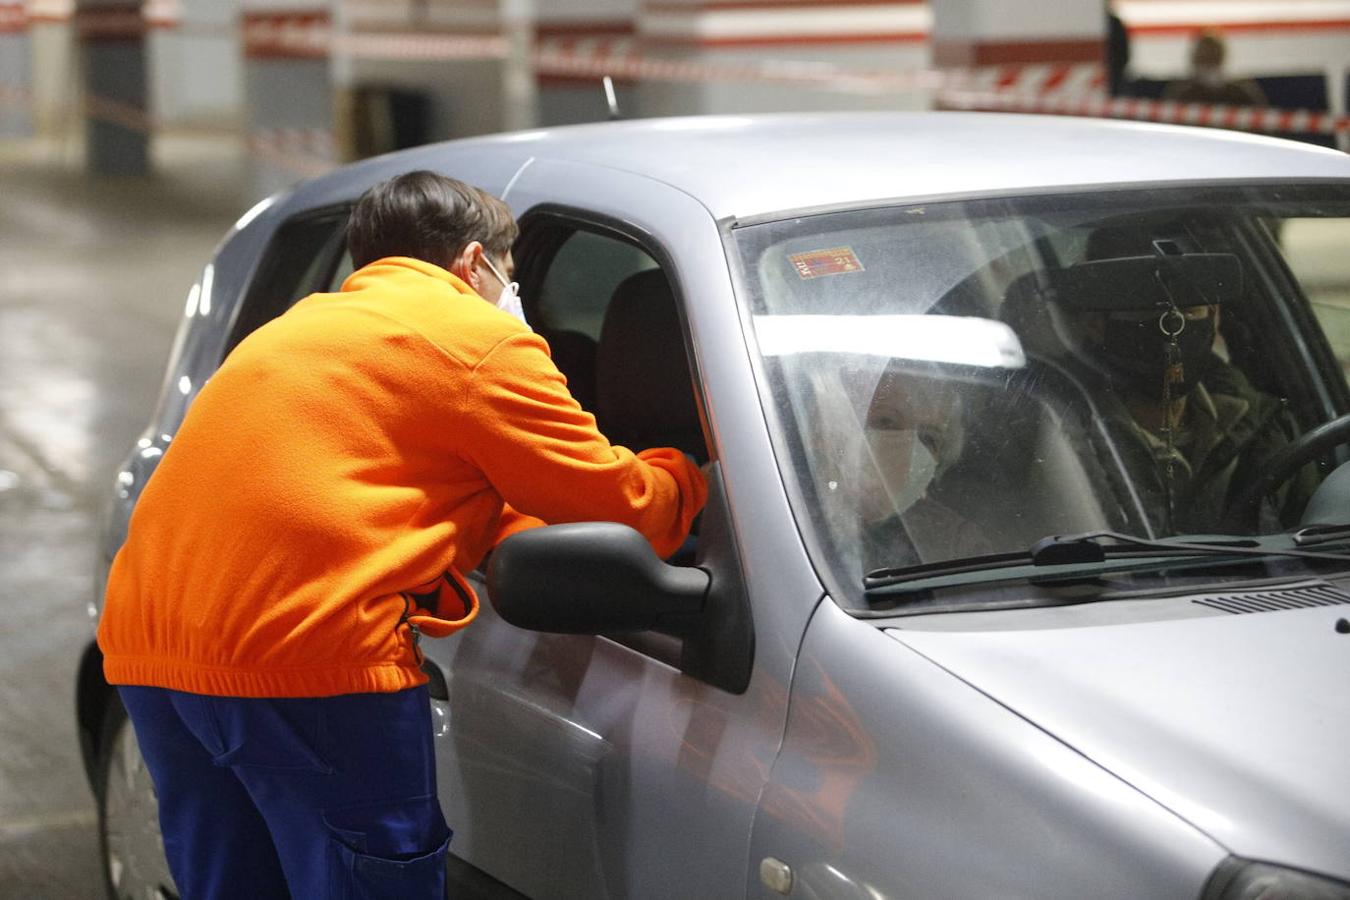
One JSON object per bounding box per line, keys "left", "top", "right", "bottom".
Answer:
{"left": 98, "top": 257, "right": 707, "bottom": 697}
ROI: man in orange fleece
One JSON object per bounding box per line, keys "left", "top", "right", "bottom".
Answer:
{"left": 97, "top": 170, "right": 707, "bottom": 899}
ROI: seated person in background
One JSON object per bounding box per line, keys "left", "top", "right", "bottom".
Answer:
{"left": 1042, "top": 239, "right": 1316, "bottom": 535}
{"left": 857, "top": 362, "right": 992, "bottom": 573}
{"left": 1163, "top": 29, "right": 1267, "bottom": 107}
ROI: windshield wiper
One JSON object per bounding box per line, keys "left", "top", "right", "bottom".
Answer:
{"left": 864, "top": 530, "right": 1350, "bottom": 597}
{"left": 1291, "top": 522, "right": 1350, "bottom": 547}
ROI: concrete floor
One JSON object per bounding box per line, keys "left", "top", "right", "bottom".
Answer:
{"left": 0, "top": 133, "right": 257, "bottom": 898}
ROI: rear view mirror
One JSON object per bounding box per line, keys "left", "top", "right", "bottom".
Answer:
{"left": 1044, "top": 253, "right": 1243, "bottom": 312}
{"left": 485, "top": 522, "right": 709, "bottom": 634}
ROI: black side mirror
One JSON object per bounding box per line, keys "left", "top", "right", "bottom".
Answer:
{"left": 485, "top": 522, "right": 709, "bottom": 634}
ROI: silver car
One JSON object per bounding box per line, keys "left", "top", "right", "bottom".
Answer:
{"left": 78, "top": 112, "right": 1350, "bottom": 900}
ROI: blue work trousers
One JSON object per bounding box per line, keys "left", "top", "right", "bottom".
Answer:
{"left": 117, "top": 684, "right": 450, "bottom": 900}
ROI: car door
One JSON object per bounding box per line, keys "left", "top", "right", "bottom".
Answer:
{"left": 420, "top": 172, "right": 816, "bottom": 899}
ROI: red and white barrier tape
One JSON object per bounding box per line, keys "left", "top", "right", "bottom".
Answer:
{"left": 0, "top": 80, "right": 336, "bottom": 176}
{"left": 942, "top": 89, "right": 1350, "bottom": 137}
{"left": 245, "top": 127, "right": 336, "bottom": 179}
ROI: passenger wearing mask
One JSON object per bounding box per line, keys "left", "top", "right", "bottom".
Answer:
{"left": 858, "top": 363, "right": 990, "bottom": 572}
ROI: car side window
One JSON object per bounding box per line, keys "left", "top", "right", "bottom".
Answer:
{"left": 1276, "top": 217, "right": 1350, "bottom": 389}
{"left": 513, "top": 217, "right": 740, "bottom": 678}
{"left": 523, "top": 220, "right": 708, "bottom": 464}
{"left": 224, "top": 209, "right": 349, "bottom": 358}
{"left": 327, "top": 249, "right": 355, "bottom": 291}
{"left": 523, "top": 216, "right": 715, "bottom": 577}
{"left": 535, "top": 230, "right": 658, "bottom": 339}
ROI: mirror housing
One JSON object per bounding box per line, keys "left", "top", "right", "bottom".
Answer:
{"left": 486, "top": 522, "right": 709, "bottom": 633}
{"left": 1046, "top": 253, "right": 1242, "bottom": 312}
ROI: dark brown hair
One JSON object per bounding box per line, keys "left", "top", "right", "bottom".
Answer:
{"left": 346, "top": 170, "right": 517, "bottom": 270}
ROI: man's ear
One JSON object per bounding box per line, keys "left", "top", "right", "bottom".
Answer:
{"left": 449, "top": 241, "right": 485, "bottom": 292}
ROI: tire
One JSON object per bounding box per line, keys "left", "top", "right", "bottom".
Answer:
{"left": 96, "top": 694, "right": 180, "bottom": 900}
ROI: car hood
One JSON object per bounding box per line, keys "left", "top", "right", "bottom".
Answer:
{"left": 890, "top": 603, "right": 1350, "bottom": 880}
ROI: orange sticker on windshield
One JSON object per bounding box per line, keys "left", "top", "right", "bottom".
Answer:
{"left": 789, "top": 247, "right": 865, "bottom": 279}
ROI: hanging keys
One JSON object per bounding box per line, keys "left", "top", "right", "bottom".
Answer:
{"left": 1158, "top": 305, "right": 1187, "bottom": 525}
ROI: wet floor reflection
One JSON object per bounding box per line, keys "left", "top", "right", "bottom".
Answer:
{"left": 0, "top": 135, "right": 251, "bottom": 896}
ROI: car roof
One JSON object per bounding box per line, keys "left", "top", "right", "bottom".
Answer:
{"left": 308, "top": 111, "right": 1350, "bottom": 222}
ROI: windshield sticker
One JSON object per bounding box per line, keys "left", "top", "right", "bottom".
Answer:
{"left": 789, "top": 247, "right": 865, "bottom": 279}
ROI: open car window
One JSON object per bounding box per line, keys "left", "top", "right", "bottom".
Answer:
{"left": 520, "top": 218, "right": 708, "bottom": 464}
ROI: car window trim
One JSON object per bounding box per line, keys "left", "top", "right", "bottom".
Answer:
{"left": 506, "top": 205, "right": 752, "bottom": 684}
{"left": 221, "top": 204, "right": 352, "bottom": 361}
{"left": 515, "top": 204, "right": 716, "bottom": 454}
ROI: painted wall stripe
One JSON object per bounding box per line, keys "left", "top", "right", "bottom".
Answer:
{"left": 1117, "top": 0, "right": 1350, "bottom": 27}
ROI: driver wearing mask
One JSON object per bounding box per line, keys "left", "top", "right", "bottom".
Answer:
{"left": 858, "top": 363, "right": 991, "bottom": 572}
{"left": 1048, "top": 229, "right": 1317, "bottom": 534}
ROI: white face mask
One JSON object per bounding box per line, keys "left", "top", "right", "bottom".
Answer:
{"left": 865, "top": 428, "right": 938, "bottom": 519}
{"left": 481, "top": 255, "right": 530, "bottom": 330}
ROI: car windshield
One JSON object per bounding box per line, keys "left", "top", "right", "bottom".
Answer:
{"left": 731, "top": 185, "right": 1350, "bottom": 605}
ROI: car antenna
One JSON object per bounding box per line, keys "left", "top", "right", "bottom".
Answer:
{"left": 602, "top": 75, "right": 622, "bottom": 120}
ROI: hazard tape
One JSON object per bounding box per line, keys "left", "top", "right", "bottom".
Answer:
{"left": 0, "top": 78, "right": 335, "bottom": 178}
{"left": 242, "top": 26, "right": 1350, "bottom": 139}
{"left": 942, "top": 89, "right": 1350, "bottom": 137}
{"left": 1, "top": 31, "right": 1345, "bottom": 187}
{"left": 245, "top": 127, "right": 336, "bottom": 179}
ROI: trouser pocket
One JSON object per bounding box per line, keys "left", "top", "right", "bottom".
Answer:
{"left": 324, "top": 794, "right": 451, "bottom": 900}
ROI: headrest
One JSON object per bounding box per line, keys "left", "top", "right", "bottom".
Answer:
{"left": 596, "top": 269, "right": 702, "bottom": 454}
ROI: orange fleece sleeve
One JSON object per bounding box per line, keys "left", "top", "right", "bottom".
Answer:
{"left": 462, "top": 332, "right": 707, "bottom": 559}
{"left": 493, "top": 503, "right": 546, "bottom": 545}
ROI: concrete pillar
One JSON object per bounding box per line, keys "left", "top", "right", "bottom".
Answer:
{"left": 147, "top": 0, "right": 242, "bottom": 130}
{"left": 931, "top": 0, "right": 1105, "bottom": 68}
{"left": 0, "top": 2, "right": 33, "bottom": 136}
{"left": 76, "top": 0, "right": 150, "bottom": 174}
{"left": 241, "top": 0, "right": 335, "bottom": 198}
{"left": 500, "top": 0, "right": 537, "bottom": 132}
{"left": 634, "top": 0, "right": 933, "bottom": 118}
{"left": 27, "top": 1, "right": 77, "bottom": 140}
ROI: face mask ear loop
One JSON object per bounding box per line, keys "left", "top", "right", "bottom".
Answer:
{"left": 481, "top": 254, "right": 514, "bottom": 293}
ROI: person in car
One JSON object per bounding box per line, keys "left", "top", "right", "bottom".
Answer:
{"left": 96, "top": 171, "right": 707, "bottom": 900}
{"left": 1163, "top": 30, "right": 1267, "bottom": 108}
{"left": 857, "top": 363, "right": 992, "bottom": 572}
{"left": 1042, "top": 239, "right": 1316, "bottom": 535}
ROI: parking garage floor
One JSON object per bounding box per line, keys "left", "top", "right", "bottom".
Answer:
{"left": 0, "top": 133, "right": 256, "bottom": 897}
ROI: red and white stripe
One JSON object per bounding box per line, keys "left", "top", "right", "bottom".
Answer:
{"left": 73, "top": 3, "right": 146, "bottom": 40}
{"left": 141, "top": 0, "right": 180, "bottom": 29}
{"left": 946, "top": 62, "right": 1107, "bottom": 100}
{"left": 343, "top": 0, "right": 500, "bottom": 33}
{"left": 0, "top": 2, "right": 27, "bottom": 34}
{"left": 639, "top": 0, "right": 931, "bottom": 48}
{"left": 242, "top": 10, "right": 330, "bottom": 59}
{"left": 1117, "top": 0, "right": 1350, "bottom": 35}
{"left": 25, "top": 0, "right": 72, "bottom": 25}
{"left": 943, "top": 89, "right": 1350, "bottom": 137}
{"left": 246, "top": 125, "right": 335, "bottom": 178}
